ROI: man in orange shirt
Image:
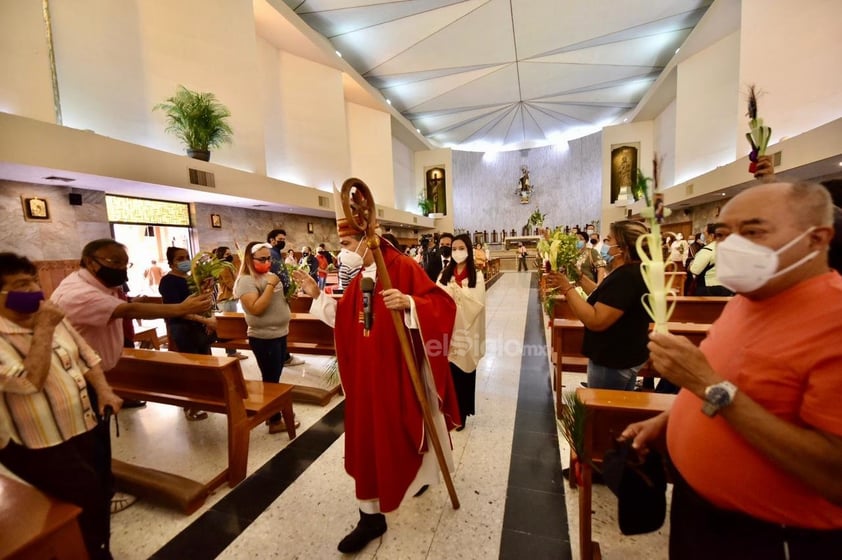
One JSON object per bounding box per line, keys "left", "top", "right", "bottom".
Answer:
{"left": 623, "top": 181, "right": 842, "bottom": 559}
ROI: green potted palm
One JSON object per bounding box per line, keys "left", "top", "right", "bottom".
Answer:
{"left": 154, "top": 85, "right": 233, "bottom": 161}
{"left": 418, "top": 194, "right": 435, "bottom": 216}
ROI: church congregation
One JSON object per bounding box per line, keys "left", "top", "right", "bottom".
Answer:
{"left": 2, "top": 1, "right": 841, "bottom": 559}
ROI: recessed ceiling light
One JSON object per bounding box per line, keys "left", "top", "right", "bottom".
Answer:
{"left": 623, "top": 118, "right": 628, "bottom": 123}
{"left": 386, "top": 99, "right": 392, "bottom": 105}
{"left": 416, "top": 128, "right": 421, "bottom": 133}
{"left": 675, "top": 48, "right": 681, "bottom": 54}
{"left": 335, "top": 50, "right": 342, "bottom": 58}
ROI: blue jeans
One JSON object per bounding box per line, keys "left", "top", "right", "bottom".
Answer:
{"left": 587, "top": 360, "right": 646, "bottom": 391}
{"left": 248, "top": 336, "right": 287, "bottom": 423}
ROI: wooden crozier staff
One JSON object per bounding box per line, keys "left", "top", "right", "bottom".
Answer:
{"left": 341, "top": 177, "right": 460, "bottom": 510}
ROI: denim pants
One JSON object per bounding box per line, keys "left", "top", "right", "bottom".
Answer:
{"left": 249, "top": 336, "right": 287, "bottom": 422}
{"left": 587, "top": 360, "right": 645, "bottom": 391}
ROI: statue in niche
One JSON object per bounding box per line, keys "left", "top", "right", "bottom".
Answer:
{"left": 610, "top": 145, "right": 638, "bottom": 203}
{"left": 425, "top": 167, "right": 447, "bottom": 215}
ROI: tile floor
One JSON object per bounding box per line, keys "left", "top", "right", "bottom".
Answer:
{"left": 2, "top": 272, "right": 671, "bottom": 559}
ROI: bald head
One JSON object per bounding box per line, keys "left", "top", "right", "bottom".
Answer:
{"left": 724, "top": 182, "right": 833, "bottom": 230}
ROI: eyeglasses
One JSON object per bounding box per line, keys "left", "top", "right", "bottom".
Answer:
{"left": 253, "top": 256, "right": 272, "bottom": 263}
{"left": 93, "top": 256, "right": 131, "bottom": 269}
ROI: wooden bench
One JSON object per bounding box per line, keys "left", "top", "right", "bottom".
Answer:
{"left": 667, "top": 296, "right": 731, "bottom": 323}
{"left": 214, "top": 312, "right": 335, "bottom": 356}
{"left": 105, "top": 348, "right": 296, "bottom": 493}
{"left": 213, "top": 312, "right": 340, "bottom": 406}
{"left": 0, "top": 474, "right": 88, "bottom": 560}
{"left": 551, "top": 319, "right": 710, "bottom": 418}
{"left": 575, "top": 388, "right": 675, "bottom": 560}
{"left": 132, "top": 325, "right": 161, "bottom": 349}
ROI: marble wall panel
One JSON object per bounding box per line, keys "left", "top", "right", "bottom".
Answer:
{"left": 0, "top": 181, "right": 110, "bottom": 260}
{"left": 452, "top": 132, "right": 603, "bottom": 238}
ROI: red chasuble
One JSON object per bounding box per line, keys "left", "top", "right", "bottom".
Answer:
{"left": 334, "top": 239, "right": 459, "bottom": 512}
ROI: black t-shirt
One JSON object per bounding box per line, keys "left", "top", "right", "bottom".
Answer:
{"left": 159, "top": 274, "right": 192, "bottom": 326}
{"left": 582, "top": 263, "right": 650, "bottom": 369}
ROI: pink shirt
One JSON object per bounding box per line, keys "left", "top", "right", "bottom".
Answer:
{"left": 51, "top": 269, "right": 124, "bottom": 371}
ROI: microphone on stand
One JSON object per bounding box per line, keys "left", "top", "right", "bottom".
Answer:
{"left": 361, "top": 277, "right": 375, "bottom": 333}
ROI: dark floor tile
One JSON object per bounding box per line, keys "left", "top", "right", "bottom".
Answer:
{"left": 510, "top": 430, "right": 561, "bottom": 460}
{"left": 515, "top": 409, "right": 558, "bottom": 434}
{"left": 499, "top": 528, "right": 572, "bottom": 560}
{"left": 257, "top": 446, "right": 323, "bottom": 481}
{"left": 210, "top": 472, "right": 291, "bottom": 521}
{"left": 508, "top": 452, "right": 566, "bottom": 494}
{"left": 150, "top": 509, "right": 249, "bottom": 560}
{"left": 503, "top": 486, "right": 568, "bottom": 539}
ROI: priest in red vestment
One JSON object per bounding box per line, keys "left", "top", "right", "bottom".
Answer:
{"left": 294, "top": 220, "right": 460, "bottom": 554}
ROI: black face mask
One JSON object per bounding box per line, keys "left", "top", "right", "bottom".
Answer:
{"left": 224, "top": 255, "right": 234, "bottom": 263}
{"left": 440, "top": 246, "right": 452, "bottom": 258}
{"left": 277, "top": 240, "right": 286, "bottom": 251}
{"left": 95, "top": 264, "right": 129, "bottom": 288}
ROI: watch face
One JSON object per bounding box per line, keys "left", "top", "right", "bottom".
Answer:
{"left": 707, "top": 386, "right": 731, "bottom": 406}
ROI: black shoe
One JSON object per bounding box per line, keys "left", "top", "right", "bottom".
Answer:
{"left": 413, "top": 484, "right": 430, "bottom": 497}
{"left": 580, "top": 382, "right": 588, "bottom": 388}
{"left": 337, "top": 510, "right": 387, "bottom": 554}
{"left": 122, "top": 399, "right": 147, "bottom": 408}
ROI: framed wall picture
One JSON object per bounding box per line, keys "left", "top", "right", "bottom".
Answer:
{"left": 21, "top": 196, "right": 50, "bottom": 222}
{"left": 210, "top": 213, "right": 222, "bottom": 228}
{"left": 307, "top": 222, "right": 314, "bottom": 234}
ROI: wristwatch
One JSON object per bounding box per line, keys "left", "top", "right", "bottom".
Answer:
{"left": 702, "top": 381, "right": 738, "bottom": 417}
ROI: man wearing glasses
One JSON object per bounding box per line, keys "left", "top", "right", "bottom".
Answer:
{"left": 688, "top": 223, "right": 734, "bottom": 296}
{"left": 51, "top": 239, "right": 213, "bottom": 513}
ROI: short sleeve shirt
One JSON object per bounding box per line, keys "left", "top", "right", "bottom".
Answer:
{"left": 582, "top": 263, "right": 650, "bottom": 368}
{"left": 51, "top": 269, "right": 123, "bottom": 371}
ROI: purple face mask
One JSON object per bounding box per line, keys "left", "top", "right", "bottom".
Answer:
{"left": 3, "top": 290, "right": 45, "bottom": 314}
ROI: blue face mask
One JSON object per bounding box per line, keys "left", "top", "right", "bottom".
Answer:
{"left": 600, "top": 244, "right": 616, "bottom": 264}
{"left": 576, "top": 240, "right": 585, "bottom": 250}
{"left": 176, "top": 261, "right": 192, "bottom": 273}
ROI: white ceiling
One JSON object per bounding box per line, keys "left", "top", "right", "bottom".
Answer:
{"left": 282, "top": 0, "right": 712, "bottom": 151}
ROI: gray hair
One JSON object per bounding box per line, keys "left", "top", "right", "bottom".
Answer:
{"left": 788, "top": 182, "right": 834, "bottom": 227}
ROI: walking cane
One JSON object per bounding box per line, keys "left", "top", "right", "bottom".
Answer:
{"left": 341, "top": 178, "right": 460, "bottom": 510}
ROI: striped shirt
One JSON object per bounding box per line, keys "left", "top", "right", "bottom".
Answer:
{"left": 0, "top": 315, "right": 100, "bottom": 449}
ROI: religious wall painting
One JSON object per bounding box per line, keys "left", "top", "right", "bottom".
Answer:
{"left": 610, "top": 144, "right": 639, "bottom": 204}
{"left": 425, "top": 167, "right": 447, "bottom": 215}
{"left": 21, "top": 196, "right": 51, "bottom": 222}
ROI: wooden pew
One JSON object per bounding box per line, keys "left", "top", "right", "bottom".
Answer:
{"left": 664, "top": 271, "right": 687, "bottom": 296}
{"left": 575, "top": 388, "right": 675, "bottom": 560}
{"left": 551, "top": 318, "right": 588, "bottom": 418}
{"left": 667, "top": 296, "right": 731, "bottom": 323}
{"left": 551, "top": 320, "right": 710, "bottom": 418}
{"left": 0, "top": 473, "right": 88, "bottom": 560}
{"left": 214, "top": 312, "right": 335, "bottom": 356}
{"left": 106, "top": 349, "right": 296, "bottom": 493}
{"left": 213, "top": 312, "right": 340, "bottom": 406}
{"left": 549, "top": 295, "right": 578, "bottom": 320}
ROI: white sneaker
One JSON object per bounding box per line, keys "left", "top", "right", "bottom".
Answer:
{"left": 284, "top": 355, "right": 305, "bottom": 366}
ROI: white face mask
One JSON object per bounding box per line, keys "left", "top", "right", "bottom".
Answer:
{"left": 338, "top": 240, "right": 368, "bottom": 287}
{"left": 451, "top": 249, "right": 468, "bottom": 264}
{"left": 716, "top": 228, "right": 818, "bottom": 293}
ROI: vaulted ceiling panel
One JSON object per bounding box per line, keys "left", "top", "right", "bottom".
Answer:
{"left": 281, "top": 0, "right": 712, "bottom": 150}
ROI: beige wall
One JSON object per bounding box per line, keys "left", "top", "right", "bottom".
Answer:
{"left": 50, "top": 0, "right": 266, "bottom": 173}
{"left": 0, "top": 0, "right": 55, "bottom": 122}
{"left": 674, "top": 31, "right": 740, "bottom": 184}
{"left": 737, "top": 0, "right": 842, "bottom": 156}
{"left": 270, "top": 50, "right": 350, "bottom": 189}
{"left": 346, "top": 102, "right": 394, "bottom": 206}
